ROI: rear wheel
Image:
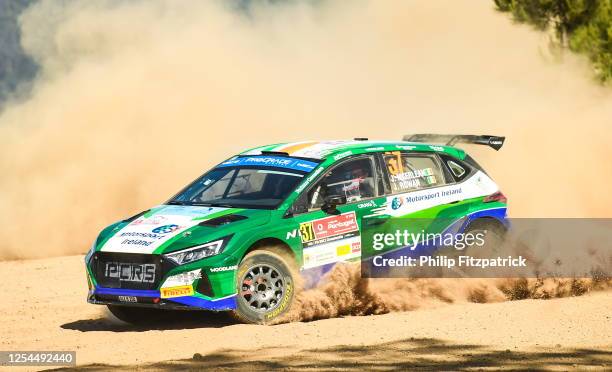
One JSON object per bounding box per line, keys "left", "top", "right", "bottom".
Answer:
{"left": 106, "top": 305, "right": 168, "bottom": 325}
{"left": 464, "top": 218, "right": 507, "bottom": 254}
{"left": 232, "top": 249, "right": 295, "bottom": 324}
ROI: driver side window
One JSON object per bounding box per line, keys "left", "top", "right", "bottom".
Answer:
{"left": 306, "top": 157, "right": 376, "bottom": 211}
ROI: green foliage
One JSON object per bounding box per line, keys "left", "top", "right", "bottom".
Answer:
{"left": 495, "top": 0, "right": 612, "bottom": 83}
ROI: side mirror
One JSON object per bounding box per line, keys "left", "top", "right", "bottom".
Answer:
{"left": 322, "top": 195, "right": 347, "bottom": 214}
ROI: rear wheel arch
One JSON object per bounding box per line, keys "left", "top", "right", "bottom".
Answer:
{"left": 465, "top": 216, "right": 507, "bottom": 234}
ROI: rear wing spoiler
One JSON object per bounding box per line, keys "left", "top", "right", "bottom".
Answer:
{"left": 402, "top": 134, "right": 505, "bottom": 151}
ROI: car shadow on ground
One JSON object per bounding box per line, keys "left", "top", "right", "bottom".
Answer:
{"left": 51, "top": 337, "right": 611, "bottom": 370}
{"left": 60, "top": 310, "right": 237, "bottom": 332}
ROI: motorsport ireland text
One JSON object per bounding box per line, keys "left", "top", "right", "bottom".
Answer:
{"left": 372, "top": 255, "right": 527, "bottom": 269}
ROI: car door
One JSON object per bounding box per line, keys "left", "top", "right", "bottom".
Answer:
{"left": 381, "top": 151, "right": 468, "bottom": 218}
{"left": 370, "top": 151, "right": 470, "bottom": 253}
{"left": 289, "top": 155, "right": 385, "bottom": 272}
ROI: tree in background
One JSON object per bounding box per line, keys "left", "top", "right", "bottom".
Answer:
{"left": 494, "top": 0, "right": 612, "bottom": 83}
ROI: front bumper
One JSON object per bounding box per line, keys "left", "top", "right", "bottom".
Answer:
{"left": 86, "top": 250, "right": 240, "bottom": 311}
{"left": 88, "top": 287, "right": 237, "bottom": 311}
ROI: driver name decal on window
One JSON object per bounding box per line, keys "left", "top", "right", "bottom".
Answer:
{"left": 390, "top": 167, "right": 436, "bottom": 189}
{"left": 384, "top": 153, "right": 443, "bottom": 192}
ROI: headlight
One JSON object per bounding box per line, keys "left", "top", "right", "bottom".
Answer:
{"left": 163, "top": 239, "right": 226, "bottom": 265}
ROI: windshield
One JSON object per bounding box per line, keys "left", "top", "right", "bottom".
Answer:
{"left": 169, "top": 156, "right": 320, "bottom": 209}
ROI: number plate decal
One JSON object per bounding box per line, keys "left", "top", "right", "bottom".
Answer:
{"left": 117, "top": 295, "right": 138, "bottom": 302}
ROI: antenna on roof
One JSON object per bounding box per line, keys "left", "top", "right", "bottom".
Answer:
{"left": 354, "top": 137, "right": 369, "bottom": 141}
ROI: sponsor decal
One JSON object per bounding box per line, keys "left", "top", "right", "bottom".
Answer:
{"left": 104, "top": 262, "right": 156, "bottom": 283}
{"left": 389, "top": 168, "right": 436, "bottom": 190}
{"left": 266, "top": 282, "right": 293, "bottom": 319}
{"left": 294, "top": 167, "right": 324, "bottom": 194}
{"left": 286, "top": 229, "right": 299, "bottom": 239}
{"left": 301, "top": 239, "right": 362, "bottom": 269}
{"left": 117, "top": 231, "right": 168, "bottom": 246}
{"left": 101, "top": 205, "right": 227, "bottom": 254}
{"left": 391, "top": 197, "right": 403, "bottom": 210}
{"left": 152, "top": 224, "right": 180, "bottom": 234}
{"left": 161, "top": 205, "right": 217, "bottom": 217}
{"left": 405, "top": 187, "right": 462, "bottom": 203}
{"left": 218, "top": 156, "right": 318, "bottom": 173}
{"left": 375, "top": 172, "right": 498, "bottom": 217}
{"left": 209, "top": 265, "right": 237, "bottom": 273}
{"left": 336, "top": 244, "right": 351, "bottom": 256}
{"left": 358, "top": 200, "right": 377, "bottom": 209}
{"left": 333, "top": 150, "right": 352, "bottom": 161}
{"left": 160, "top": 285, "right": 194, "bottom": 298}
{"left": 365, "top": 147, "right": 385, "bottom": 152}
{"left": 396, "top": 145, "right": 416, "bottom": 150}
{"left": 131, "top": 215, "right": 168, "bottom": 226}
{"left": 299, "top": 212, "right": 359, "bottom": 246}
{"left": 300, "top": 212, "right": 362, "bottom": 269}
{"left": 429, "top": 145, "right": 444, "bottom": 151}
{"left": 162, "top": 269, "right": 202, "bottom": 287}
{"left": 296, "top": 162, "right": 317, "bottom": 170}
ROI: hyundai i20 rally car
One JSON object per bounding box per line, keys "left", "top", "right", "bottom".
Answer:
{"left": 85, "top": 134, "right": 508, "bottom": 324}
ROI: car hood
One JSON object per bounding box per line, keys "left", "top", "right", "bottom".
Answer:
{"left": 97, "top": 204, "right": 270, "bottom": 255}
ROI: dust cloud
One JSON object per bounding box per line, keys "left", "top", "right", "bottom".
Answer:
{"left": 0, "top": 0, "right": 611, "bottom": 260}
{"left": 282, "top": 263, "right": 611, "bottom": 323}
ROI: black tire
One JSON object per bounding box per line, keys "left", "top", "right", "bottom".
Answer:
{"left": 232, "top": 248, "right": 296, "bottom": 325}
{"left": 464, "top": 218, "right": 507, "bottom": 254}
{"left": 106, "top": 305, "right": 168, "bottom": 325}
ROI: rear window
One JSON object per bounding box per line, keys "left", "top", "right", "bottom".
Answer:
{"left": 447, "top": 160, "right": 466, "bottom": 178}
{"left": 438, "top": 154, "right": 473, "bottom": 182}
{"left": 383, "top": 152, "right": 445, "bottom": 193}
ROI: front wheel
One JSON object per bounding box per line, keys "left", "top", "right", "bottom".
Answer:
{"left": 232, "top": 249, "right": 295, "bottom": 324}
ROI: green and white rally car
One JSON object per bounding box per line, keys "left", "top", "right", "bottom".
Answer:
{"left": 85, "top": 134, "right": 508, "bottom": 324}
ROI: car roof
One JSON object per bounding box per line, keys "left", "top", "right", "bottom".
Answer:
{"left": 240, "top": 140, "right": 466, "bottom": 161}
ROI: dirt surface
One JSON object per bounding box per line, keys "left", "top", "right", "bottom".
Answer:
{"left": 1, "top": 255, "right": 610, "bottom": 371}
